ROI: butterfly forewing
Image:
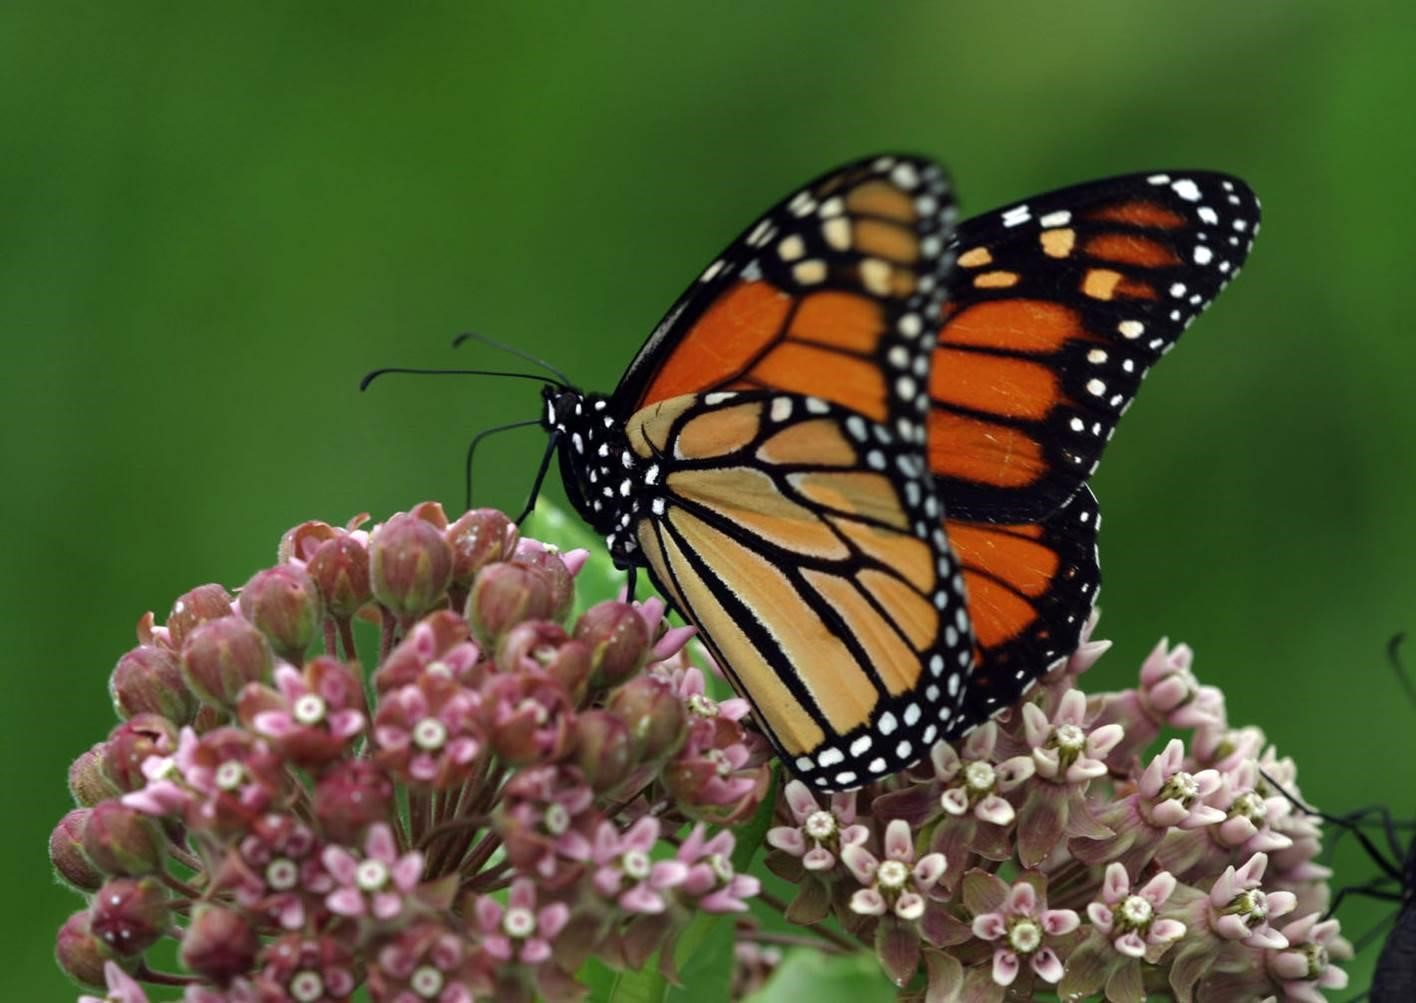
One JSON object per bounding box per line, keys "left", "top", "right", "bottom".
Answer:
{"left": 613, "top": 154, "right": 959, "bottom": 442}
{"left": 624, "top": 390, "right": 974, "bottom": 791}
{"left": 932, "top": 170, "right": 1261, "bottom": 521}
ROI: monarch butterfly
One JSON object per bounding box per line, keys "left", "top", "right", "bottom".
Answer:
{"left": 539, "top": 154, "right": 1259, "bottom": 791}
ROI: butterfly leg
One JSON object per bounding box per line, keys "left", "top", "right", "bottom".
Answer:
{"left": 515, "top": 431, "right": 560, "bottom": 525}
{"left": 618, "top": 562, "right": 638, "bottom": 603}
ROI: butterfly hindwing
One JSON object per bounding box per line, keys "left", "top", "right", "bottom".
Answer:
{"left": 623, "top": 390, "right": 974, "bottom": 791}
{"left": 931, "top": 171, "right": 1261, "bottom": 521}
{"left": 613, "top": 154, "right": 958, "bottom": 442}
{"left": 945, "top": 486, "right": 1100, "bottom": 722}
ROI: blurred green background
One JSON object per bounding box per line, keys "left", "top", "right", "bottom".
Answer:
{"left": 6, "top": 2, "right": 1415, "bottom": 997}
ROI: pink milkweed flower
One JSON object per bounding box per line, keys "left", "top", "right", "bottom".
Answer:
{"left": 238, "top": 658, "right": 366, "bottom": 768}
{"left": 216, "top": 813, "right": 331, "bottom": 931}
{"left": 496, "top": 764, "right": 596, "bottom": 887}
{"left": 368, "top": 920, "right": 480, "bottom": 1003}
{"left": 373, "top": 670, "right": 483, "bottom": 789}
{"left": 766, "top": 779, "right": 868, "bottom": 872}
{"left": 253, "top": 933, "right": 357, "bottom": 1003}
{"left": 1074, "top": 738, "right": 1225, "bottom": 873}
{"left": 472, "top": 877, "right": 570, "bottom": 965}
{"left": 589, "top": 816, "right": 688, "bottom": 914}
{"left": 1011, "top": 688, "right": 1121, "bottom": 867}
{"left": 374, "top": 610, "right": 482, "bottom": 694}
{"left": 1264, "top": 912, "right": 1352, "bottom": 1003}
{"left": 842, "top": 819, "right": 947, "bottom": 923}
{"left": 659, "top": 663, "right": 751, "bottom": 725}
{"left": 1023, "top": 689, "right": 1123, "bottom": 784}
{"left": 1088, "top": 863, "right": 1187, "bottom": 958}
{"left": 122, "top": 726, "right": 287, "bottom": 837}
{"left": 321, "top": 822, "right": 425, "bottom": 921}
{"left": 675, "top": 823, "right": 760, "bottom": 914}
{"left": 661, "top": 711, "right": 769, "bottom": 825}
{"left": 967, "top": 873, "right": 1080, "bottom": 987}
{"left": 79, "top": 961, "right": 150, "bottom": 1003}
{"left": 1207, "top": 852, "right": 1298, "bottom": 949}
{"left": 935, "top": 723, "right": 1034, "bottom": 826}
{"left": 1058, "top": 863, "right": 1186, "bottom": 999}
{"left": 1205, "top": 758, "right": 1295, "bottom": 858}
{"left": 635, "top": 595, "right": 697, "bottom": 664}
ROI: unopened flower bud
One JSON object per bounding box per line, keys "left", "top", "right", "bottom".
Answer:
{"left": 82, "top": 800, "right": 166, "bottom": 876}
{"left": 607, "top": 675, "right": 687, "bottom": 763}
{"left": 307, "top": 535, "right": 372, "bottom": 619}
{"left": 467, "top": 562, "right": 558, "bottom": 644}
{"left": 69, "top": 743, "right": 119, "bottom": 806}
{"left": 180, "top": 904, "right": 259, "bottom": 983}
{"left": 515, "top": 544, "right": 575, "bottom": 622}
{"left": 181, "top": 616, "right": 273, "bottom": 708}
{"left": 50, "top": 810, "right": 103, "bottom": 891}
{"left": 314, "top": 760, "right": 395, "bottom": 843}
{"left": 239, "top": 564, "right": 323, "bottom": 663}
{"left": 447, "top": 508, "right": 517, "bottom": 586}
{"left": 55, "top": 911, "right": 115, "bottom": 988}
{"left": 102, "top": 715, "right": 179, "bottom": 793}
{"left": 370, "top": 513, "right": 455, "bottom": 620}
{"left": 572, "top": 710, "right": 636, "bottom": 791}
{"left": 89, "top": 876, "right": 170, "bottom": 955}
{"left": 279, "top": 519, "right": 338, "bottom": 565}
{"left": 574, "top": 602, "right": 651, "bottom": 689}
{"left": 109, "top": 645, "right": 196, "bottom": 724}
{"left": 166, "top": 583, "right": 235, "bottom": 649}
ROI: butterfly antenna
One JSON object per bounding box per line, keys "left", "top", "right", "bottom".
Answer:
{"left": 359, "top": 367, "right": 562, "bottom": 391}
{"left": 453, "top": 331, "right": 574, "bottom": 388}
{"left": 1260, "top": 768, "right": 1406, "bottom": 883}
{"left": 1388, "top": 632, "right": 1416, "bottom": 710}
{"left": 464, "top": 418, "right": 543, "bottom": 511}
{"left": 514, "top": 431, "right": 561, "bottom": 525}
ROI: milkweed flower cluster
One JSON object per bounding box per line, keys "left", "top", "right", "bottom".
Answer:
{"left": 763, "top": 629, "right": 1355, "bottom": 1002}
{"left": 54, "top": 503, "right": 766, "bottom": 1003}
{"left": 53, "top": 501, "right": 1351, "bottom": 1002}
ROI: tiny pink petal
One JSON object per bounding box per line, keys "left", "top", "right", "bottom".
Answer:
{"left": 1031, "top": 947, "right": 1064, "bottom": 984}
{"left": 991, "top": 949, "right": 1020, "bottom": 987}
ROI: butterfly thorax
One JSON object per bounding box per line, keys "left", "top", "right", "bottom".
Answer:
{"left": 542, "top": 386, "right": 644, "bottom": 565}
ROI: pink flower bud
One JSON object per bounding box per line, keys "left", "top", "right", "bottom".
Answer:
{"left": 279, "top": 519, "right": 339, "bottom": 565}
{"left": 82, "top": 800, "right": 166, "bottom": 876}
{"left": 572, "top": 710, "right": 636, "bottom": 792}
{"left": 447, "top": 508, "right": 518, "bottom": 586}
{"left": 180, "top": 616, "right": 274, "bottom": 709}
{"left": 69, "top": 743, "right": 120, "bottom": 806}
{"left": 102, "top": 715, "right": 179, "bottom": 793}
{"left": 166, "top": 583, "right": 235, "bottom": 649}
{"left": 239, "top": 564, "right": 323, "bottom": 663}
{"left": 606, "top": 675, "right": 686, "bottom": 763}
{"left": 89, "top": 876, "right": 170, "bottom": 956}
{"left": 467, "top": 562, "right": 559, "bottom": 643}
{"left": 574, "top": 601, "right": 651, "bottom": 689}
{"left": 54, "top": 911, "right": 115, "bottom": 988}
{"left": 50, "top": 810, "right": 103, "bottom": 891}
{"left": 514, "top": 543, "right": 576, "bottom": 622}
{"left": 180, "top": 904, "right": 259, "bottom": 983}
{"left": 307, "top": 535, "right": 372, "bottom": 619}
{"left": 109, "top": 645, "right": 197, "bottom": 724}
{"left": 370, "top": 513, "right": 455, "bottom": 620}
{"left": 314, "top": 760, "right": 395, "bottom": 843}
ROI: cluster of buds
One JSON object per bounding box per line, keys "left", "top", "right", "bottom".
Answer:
{"left": 55, "top": 503, "right": 766, "bottom": 1002}
{"left": 52, "top": 500, "right": 1353, "bottom": 1002}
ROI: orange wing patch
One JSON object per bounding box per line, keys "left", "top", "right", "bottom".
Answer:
{"left": 639, "top": 281, "right": 792, "bottom": 405}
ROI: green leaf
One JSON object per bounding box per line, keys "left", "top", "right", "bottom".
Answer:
{"left": 580, "top": 913, "right": 736, "bottom": 1003}
{"left": 745, "top": 949, "right": 895, "bottom": 1003}
{"left": 732, "top": 764, "right": 780, "bottom": 873}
